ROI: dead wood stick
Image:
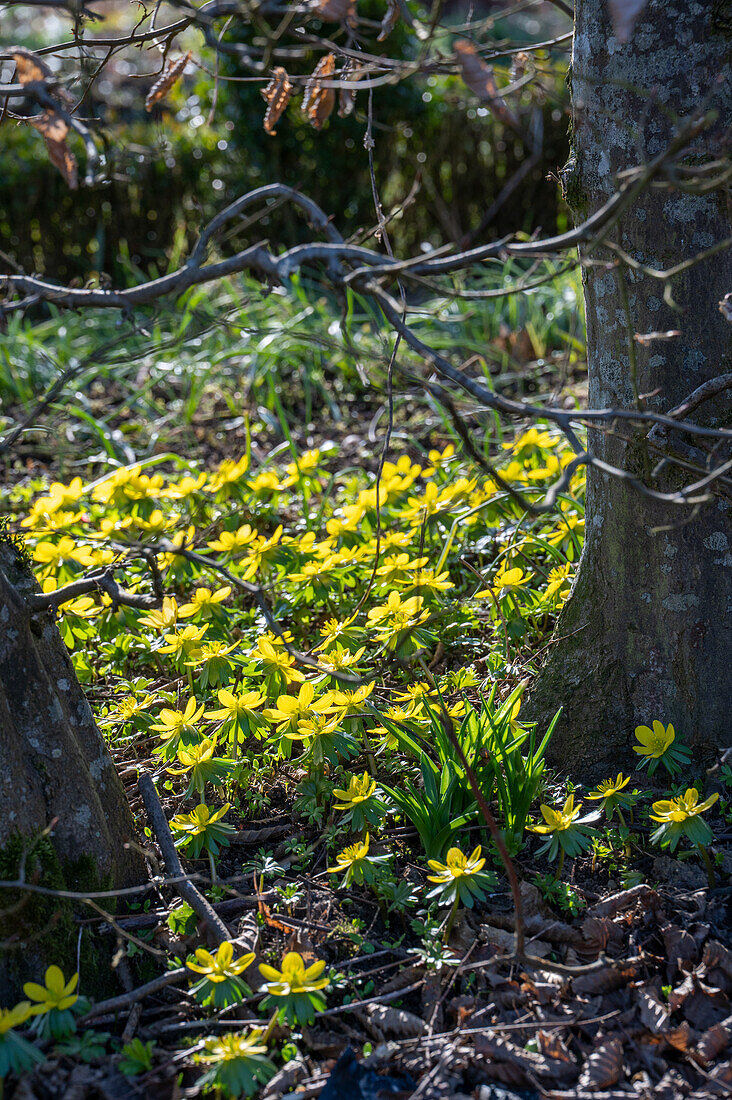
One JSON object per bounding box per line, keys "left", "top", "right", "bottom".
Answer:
{"left": 138, "top": 772, "right": 231, "bottom": 945}
{"left": 80, "top": 967, "right": 187, "bottom": 1022}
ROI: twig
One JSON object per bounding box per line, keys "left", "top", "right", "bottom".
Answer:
{"left": 138, "top": 772, "right": 231, "bottom": 945}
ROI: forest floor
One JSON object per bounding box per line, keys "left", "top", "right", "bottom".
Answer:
{"left": 1, "top": 271, "right": 731, "bottom": 1100}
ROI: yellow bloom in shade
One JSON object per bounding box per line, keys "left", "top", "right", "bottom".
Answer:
{"left": 328, "top": 836, "right": 371, "bottom": 874}
{"left": 650, "top": 788, "right": 719, "bottom": 824}
{"left": 587, "top": 774, "right": 630, "bottom": 800}
{"left": 259, "top": 953, "right": 328, "bottom": 997}
{"left": 187, "top": 942, "right": 255, "bottom": 982}
{"left": 333, "top": 773, "right": 377, "bottom": 809}
{"left": 23, "top": 966, "right": 79, "bottom": 1014}
{"left": 427, "top": 845, "right": 486, "bottom": 883}
{"left": 530, "top": 793, "right": 582, "bottom": 834}
{"left": 0, "top": 1002, "right": 33, "bottom": 1034}
{"left": 634, "top": 720, "right": 675, "bottom": 759}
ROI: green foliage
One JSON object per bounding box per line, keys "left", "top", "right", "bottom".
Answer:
{"left": 118, "top": 1038, "right": 156, "bottom": 1076}
{"left": 381, "top": 755, "right": 477, "bottom": 860}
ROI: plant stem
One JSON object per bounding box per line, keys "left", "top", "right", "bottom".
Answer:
{"left": 698, "top": 843, "right": 716, "bottom": 888}
{"left": 557, "top": 848, "right": 565, "bottom": 877}
{"left": 443, "top": 894, "right": 460, "bottom": 942}
{"left": 208, "top": 848, "right": 218, "bottom": 886}
{"left": 261, "top": 1008, "right": 280, "bottom": 1045}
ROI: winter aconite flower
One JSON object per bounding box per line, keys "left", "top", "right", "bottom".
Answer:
{"left": 169, "top": 736, "right": 234, "bottom": 798}
{"left": 327, "top": 835, "right": 389, "bottom": 887}
{"left": 427, "top": 845, "right": 497, "bottom": 937}
{"left": 332, "top": 773, "right": 385, "bottom": 832}
{"left": 650, "top": 788, "right": 719, "bottom": 884}
{"left": 187, "top": 942, "right": 255, "bottom": 1007}
{"left": 194, "top": 1031, "right": 275, "bottom": 1098}
{"left": 586, "top": 774, "right": 638, "bottom": 824}
{"left": 23, "top": 966, "right": 80, "bottom": 1038}
{"left": 633, "top": 720, "right": 691, "bottom": 776}
{"left": 152, "top": 697, "right": 204, "bottom": 758}
{"left": 259, "top": 952, "right": 328, "bottom": 1025}
{"left": 528, "top": 793, "right": 599, "bottom": 874}
{"left": 170, "top": 803, "right": 235, "bottom": 881}
{"left": 0, "top": 1003, "right": 45, "bottom": 1077}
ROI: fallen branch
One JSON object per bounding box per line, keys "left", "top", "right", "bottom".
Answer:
{"left": 138, "top": 772, "right": 231, "bottom": 945}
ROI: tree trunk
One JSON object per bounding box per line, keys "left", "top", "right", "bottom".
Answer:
{"left": 0, "top": 536, "right": 143, "bottom": 1000}
{"left": 526, "top": 0, "right": 732, "bottom": 777}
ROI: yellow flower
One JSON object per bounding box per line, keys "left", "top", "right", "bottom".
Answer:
{"left": 195, "top": 1030, "right": 269, "bottom": 1065}
{"left": 206, "top": 524, "right": 257, "bottom": 555}
{"left": 205, "top": 687, "right": 266, "bottom": 723}
{"left": 634, "top": 720, "right": 675, "bottom": 759}
{"left": 23, "top": 966, "right": 79, "bottom": 1014}
{"left": 587, "top": 774, "right": 630, "bottom": 800}
{"left": 178, "top": 586, "right": 231, "bottom": 619}
{"left": 529, "top": 793, "right": 582, "bottom": 834}
{"left": 328, "top": 836, "right": 371, "bottom": 874}
{"left": 172, "top": 736, "right": 219, "bottom": 770}
{"left": 251, "top": 637, "right": 304, "bottom": 684}
{"left": 333, "top": 773, "right": 377, "bottom": 809}
{"left": 187, "top": 941, "right": 255, "bottom": 982}
{"left": 264, "top": 682, "right": 325, "bottom": 734}
{"left": 170, "top": 802, "right": 231, "bottom": 837}
{"left": 259, "top": 953, "right": 328, "bottom": 996}
{"left": 650, "top": 788, "right": 719, "bottom": 824}
{"left": 151, "top": 697, "right": 204, "bottom": 744}
{"left": 137, "top": 596, "right": 179, "bottom": 632}
{"left": 427, "top": 845, "right": 485, "bottom": 883}
{"left": 159, "top": 623, "right": 208, "bottom": 659}
{"left": 32, "top": 536, "right": 94, "bottom": 573}
{"left": 160, "top": 473, "right": 207, "bottom": 500}
{"left": 0, "top": 1002, "right": 33, "bottom": 1034}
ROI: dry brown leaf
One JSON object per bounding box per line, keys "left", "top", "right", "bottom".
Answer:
{"left": 312, "top": 0, "right": 356, "bottom": 23}
{"left": 703, "top": 940, "right": 732, "bottom": 982}
{"left": 578, "top": 1037, "right": 624, "bottom": 1090}
{"left": 261, "top": 68, "right": 294, "bottom": 136}
{"left": 302, "top": 54, "right": 336, "bottom": 130}
{"left": 11, "top": 47, "right": 54, "bottom": 85}
{"left": 664, "top": 1022, "right": 694, "bottom": 1053}
{"left": 588, "top": 882, "right": 659, "bottom": 919}
{"left": 145, "top": 51, "right": 192, "bottom": 113}
{"left": 638, "top": 985, "right": 671, "bottom": 1033}
{"left": 29, "top": 109, "right": 78, "bottom": 190}
{"left": 693, "top": 1016, "right": 732, "bottom": 1067}
{"left": 378, "top": 0, "right": 400, "bottom": 41}
{"left": 607, "top": 0, "right": 649, "bottom": 43}
{"left": 573, "top": 961, "right": 639, "bottom": 995}
{"left": 475, "top": 1034, "right": 577, "bottom": 1084}
{"left": 537, "top": 1030, "right": 576, "bottom": 1069}
{"left": 453, "top": 39, "right": 520, "bottom": 130}
{"left": 580, "top": 915, "right": 623, "bottom": 959}
{"left": 365, "top": 1003, "right": 426, "bottom": 1038}
{"left": 663, "top": 922, "right": 700, "bottom": 977}
{"left": 338, "top": 59, "right": 363, "bottom": 118}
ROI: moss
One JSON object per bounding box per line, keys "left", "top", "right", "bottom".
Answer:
{"left": 0, "top": 832, "right": 119, "bottom": 1003}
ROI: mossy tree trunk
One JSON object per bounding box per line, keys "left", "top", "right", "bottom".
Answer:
{"left": 0, "top": 538, "right": 143, "bottom": 1000}
{"left": 527, "top": 0, "right": 732, "bottom": 776}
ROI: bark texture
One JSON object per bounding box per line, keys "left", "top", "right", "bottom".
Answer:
{"left": 527, "top": 0, "right": 732, "bottom": 776}
{"left": 0, "top": 536, "right": 143, "bottom": 999}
